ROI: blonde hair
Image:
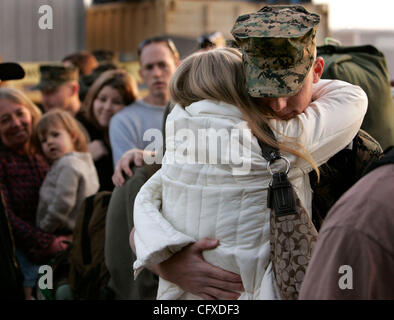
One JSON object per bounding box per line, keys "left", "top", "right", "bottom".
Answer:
{"left": 170, "top": 47, "right": 319, "bottom": 177}
{"left": 33, "top": 109, "right": 88, "bottom": 157}
{"left": 81, "top": 69, "right": 139, "bottom": 129}
{"left": 0, "top": 87, "right": 42, "bottom": 153}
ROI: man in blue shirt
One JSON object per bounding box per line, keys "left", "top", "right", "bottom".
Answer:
{"left": 109, "top": 36, "right": 180, "bottom": 166}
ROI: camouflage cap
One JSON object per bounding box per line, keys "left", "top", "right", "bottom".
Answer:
{"left": 32, "top": 64, "right": 78, "bottom": 91}
{"left": 231, "top": 5, "right": 320, "bottom": 98}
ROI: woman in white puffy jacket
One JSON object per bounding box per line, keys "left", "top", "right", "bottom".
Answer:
{"left": 131, "top": 48, "right": 368, "bottom": 299}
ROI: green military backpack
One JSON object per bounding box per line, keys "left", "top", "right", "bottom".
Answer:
{"left": 68, "top": 191, "right": 113, "bottom": 300}
{"left": 317, "top": 42, "right": 394, "bottom": 150}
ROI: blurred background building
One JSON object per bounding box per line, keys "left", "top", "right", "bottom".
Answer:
{"left": 0, "top": 0, "right": 85, "bottom": 61}
{"left": 1, "top": 0, "right": 394, "bottom": 98}
{"left": 0, "top": 0, "right": 326, "bottom": 63}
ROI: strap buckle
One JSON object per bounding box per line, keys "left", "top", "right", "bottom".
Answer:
{"left": 266, "top": 156, "right": 290, "bottom": 176}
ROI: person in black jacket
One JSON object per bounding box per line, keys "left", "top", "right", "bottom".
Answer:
{"left": 0, "top": 62, "right": 26, "bottom": 300}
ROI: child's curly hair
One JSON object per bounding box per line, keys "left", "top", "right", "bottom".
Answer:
{"left": 32, "top": 108, "right": 88, "bottom": 157}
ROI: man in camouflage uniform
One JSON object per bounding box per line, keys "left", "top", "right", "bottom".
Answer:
{"left": 231, "top": 5, "right": 382, "bottom": 230}
{"left": 104, "top": 5, "right": 382, "bottom": 301}
{"left": 33, "top": 64, "right": 81, "bottom": 115}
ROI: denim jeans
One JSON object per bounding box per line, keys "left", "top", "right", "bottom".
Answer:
{"left": 15, "top": 249, "right": 40, "bottom": 287}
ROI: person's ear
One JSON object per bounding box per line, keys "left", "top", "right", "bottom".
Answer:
{"left": 312, "top": 57, "right": 324, "bottom": 83}
{"left": 69, "top": 82, "right": 79, "bottom": 96}
{"left": 138, "top": 68, "right": 145, "bottom": 85}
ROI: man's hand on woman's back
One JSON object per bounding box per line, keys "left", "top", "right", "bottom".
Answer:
{"left": 157, "top": 238, "right": 244, "bottom": 300}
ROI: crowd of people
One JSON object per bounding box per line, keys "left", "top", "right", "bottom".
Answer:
{"left": 0, "top": 4, "right": 393, "bottom": 300}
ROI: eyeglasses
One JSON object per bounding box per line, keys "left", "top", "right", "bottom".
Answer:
{"left": 137, "top": 36, "right": 179, "bottom": 60}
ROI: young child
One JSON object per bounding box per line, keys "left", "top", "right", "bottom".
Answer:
{"left": 33, "top": 109, "right": 99, "bottom": 234}
{"left": 131, "top": 47, "right": 367, "bottom": 299}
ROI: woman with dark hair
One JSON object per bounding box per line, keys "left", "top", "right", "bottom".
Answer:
{"left": 78, "top": 69, "right": 139, "bottom": 191}
{"left": 62, "top": 51, "right": 99, "bottom": 77}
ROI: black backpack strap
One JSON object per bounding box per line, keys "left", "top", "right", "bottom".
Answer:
{"left": 256, "top": 124, "right": 281, "bottom": 163}
{"left": 256, "top": 125, "right": 297, "bottom": 216}
{"left": 363, "top": 146, "right": 394, "bottom": 176}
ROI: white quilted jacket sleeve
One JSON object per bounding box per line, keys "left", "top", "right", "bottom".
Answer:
{"left": 270, "top": 79, "right": 368, "bottom": 172}
{"left": 133, "top": 169, "right": 195, "bottom": 273}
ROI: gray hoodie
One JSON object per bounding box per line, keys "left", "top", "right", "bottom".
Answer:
{"left": 36, "top": 152, "right": 99, "bottom": 233}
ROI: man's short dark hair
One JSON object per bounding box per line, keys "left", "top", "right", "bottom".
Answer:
{"left": 91, "top": 49, "right": 118, "bottom": 64}
{"left": 137, "top": 36, "right": 179, "bottom": 62}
